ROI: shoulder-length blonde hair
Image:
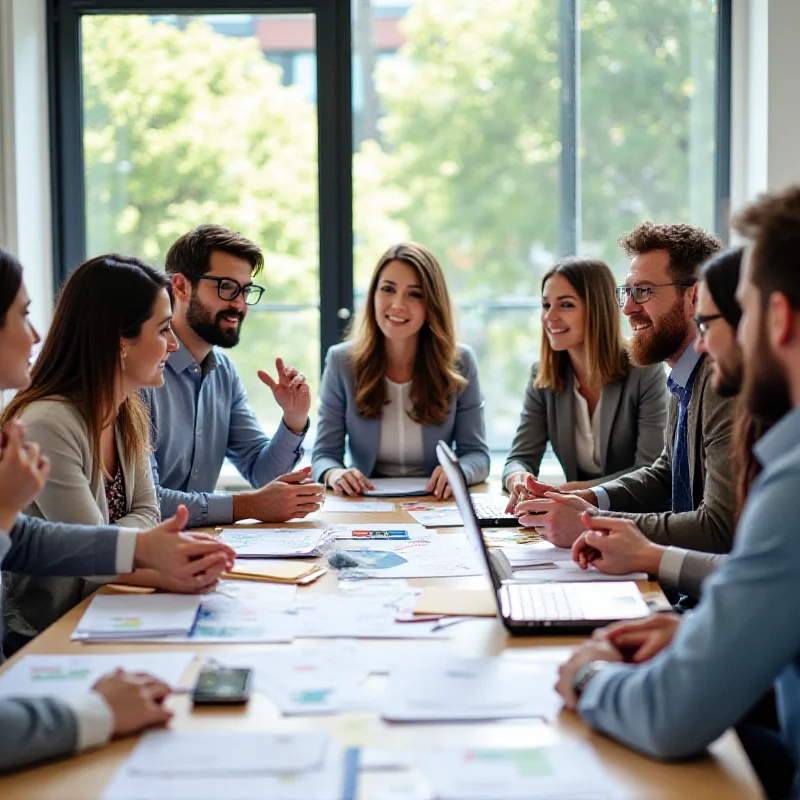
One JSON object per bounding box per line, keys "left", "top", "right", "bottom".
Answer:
{"left": 1, "top": 254, "right": 169, "bottom": 479}
{"left": 535, "top": 257, "right": 627, "bottom": 393}
{"left": 348, "top": 242, "right": 466, "bottom": 426}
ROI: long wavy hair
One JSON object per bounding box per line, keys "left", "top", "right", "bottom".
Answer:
{"left": 535, "top": 257, "right": 628, "bottom": 393}
{"left": 1, "top": 254, "right": 170, "bottom": 477}
{"left": 348, "top": 242, "right": 466, "bottom": 426}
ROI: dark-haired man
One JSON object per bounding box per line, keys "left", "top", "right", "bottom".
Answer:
{"left": 554, "top": 185, "right": 800, "bottom": 799}
{"left": 144, "top": 225, "right": 324, "bottom": 528}
{"left": 516, "top": 222, "right": 737, "bottom": 556}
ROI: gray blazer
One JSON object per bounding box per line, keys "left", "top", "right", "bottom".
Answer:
{"left": 312, "top": 342, "right": 490, "bottom": 485}
{"left": 3, "top": 399, "right": 159, "bottom": 652}
{"left": 502, "top": 361, "right": 669, "bottom": 488}
{"left": 0, "top": 514, "right": 119, "bottom": 773}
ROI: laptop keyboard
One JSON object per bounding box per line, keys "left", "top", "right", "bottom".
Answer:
{"left": 506, "top": 583, "right": 583, "bottom": 622}
{"left": 471, "top": 496, "right": 518, "bottom": 523}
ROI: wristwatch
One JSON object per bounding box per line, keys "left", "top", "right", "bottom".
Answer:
{"left": 572, "top": 660, "right": 609, "bottom": 699}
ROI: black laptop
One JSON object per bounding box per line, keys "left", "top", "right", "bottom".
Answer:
{"left": 436, "top": 440, "right": 650, "bottom": 635}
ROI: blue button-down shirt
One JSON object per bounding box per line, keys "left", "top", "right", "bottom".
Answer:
{"left": 594, "top": 342, "right": 703, "bottom": 510}
{"left": 143, "top": 337, "right": 306, "bottom": 527}
{"left": 578, "top": 403, "right": 800, "bottom": 781}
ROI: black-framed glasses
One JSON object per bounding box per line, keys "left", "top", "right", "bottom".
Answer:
{"left": 693, "top": 313, "right": 724, "bottom": 337}
{"left": 186, "top": 274, "right": 264, "bottom": 305}
{"left": 614, "top": 281, "right": 696, "bottom": 308}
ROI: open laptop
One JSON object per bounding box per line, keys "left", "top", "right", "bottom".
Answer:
{"left": 436, "top": 440, "right": 650, "bottom": 635}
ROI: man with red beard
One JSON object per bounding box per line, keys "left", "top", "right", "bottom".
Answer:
{"left": 515, "top": 223, "right": 736, "bottom": 556}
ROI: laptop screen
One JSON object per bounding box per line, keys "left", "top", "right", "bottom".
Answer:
{"left": 435, "top": 441, "right": 504, "bottom": 593}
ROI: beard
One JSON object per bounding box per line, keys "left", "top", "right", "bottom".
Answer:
{"left": 714, "top": 352, "right": 744, "bottom": 398}
{"left": 626, "top": 295, "right": 690, "bottom": 367}
{"left": 742, "top": 322, "right": 793, "bottom": 425}
{"left": 186, "top": 292, "right": 243, "bottom": 348}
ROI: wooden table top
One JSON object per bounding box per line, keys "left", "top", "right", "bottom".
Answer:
{"left": 0, "top": 500, "right": 763, "bottom": 799}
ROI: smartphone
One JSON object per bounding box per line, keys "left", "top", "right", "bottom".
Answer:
{"left": 191, "top": 667, "right": 253, "bottom": 705}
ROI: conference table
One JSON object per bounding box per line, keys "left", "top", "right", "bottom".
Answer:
{"left": 0, "top": 494, "right": 763, "bottom": 799}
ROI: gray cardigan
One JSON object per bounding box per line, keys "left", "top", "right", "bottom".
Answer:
{"left": 312, "top": 342, "right": 490, "bottom": 485}
{"left": 0, "top": 515, "right": 119, "bottom": 773}
{"left": 502, "top": 360, "right": 669, "bottom": 488}
{"left": 2, "top": 398, "right": 159, "bottom": 651}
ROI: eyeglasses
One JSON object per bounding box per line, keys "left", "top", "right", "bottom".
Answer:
{"left": 186, "top": 274, "right": 264, "bottom": 305}
{"left": 614, "top": 281, "right": 696, "bottom": 308}
{"left": 693, "top": 313, "right": 724, "bottom": 337}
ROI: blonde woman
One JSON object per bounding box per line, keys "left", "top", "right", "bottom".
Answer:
{"left": 312, "top": 243, "right": 489, "bottom": 499}
{"left": 504, "top": 257, "right": 668, "bottom": 508}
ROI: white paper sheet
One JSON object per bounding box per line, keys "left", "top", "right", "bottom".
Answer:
{"left": 321, "top": 497, "right": 395, "bottom": 513}
{"left": 502, "top": 540, "right": 575, "bottom": 566}
{"left": 102, "top": 731, "right": 351, "bottom": 800}
{"left": 512, "top": 559, "right": 647, "bottom": 583}
{"left": 364, "top": 478, "right": 431, "bottom": 497}
{"left": 417, "top": 742, "right": 627, "bottom": 799}
{"left": 329, "top": 523, "right": 429, "bottom": 540}
{"left": 0, "top": 652, "right": 196, "bottom": 697}
{"left": 72, "top": 594, "right": 202, "bottom": 640}
{"left": 381, "top": 655, "right": 562, "bottom": 721}
{"left": 332, "top": 535, "right": 482, "bottom": 579}
{"left": 220, "top": 528, "right": 328, "bottom": 557}
{"left": 402, "top": 504, "right": 462, "bottom": 528}
{"left": 287, "top": 590, "right": 449, "bottom": 639}
{"left": 126, "top": 582, "right": 297, "bottom": 644}
{"left": 219, "top": 643, "right": 373, "bottom": 715}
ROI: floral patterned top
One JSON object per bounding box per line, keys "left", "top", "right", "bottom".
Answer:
{"left": 104, "top": 463, "right": 127, "bottom": 523}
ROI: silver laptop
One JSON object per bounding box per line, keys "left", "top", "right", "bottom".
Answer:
{"left": 436, "top": 441, "right": 650, "bottom": 635}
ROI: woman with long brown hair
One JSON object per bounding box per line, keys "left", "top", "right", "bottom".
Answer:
{"left": 311, "top": 242, "right": 489, "bottom": 498}
{"left": 503, "top": 257, "right": 669, "bottom": 507}
{"left": 0, "top": 253, "right": 203, "bottom": 654}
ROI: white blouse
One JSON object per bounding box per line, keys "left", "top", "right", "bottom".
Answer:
{"left": 373, "top": 378, "right": 427, "bottom": 477}
{"left": 573, "top": 380, "right": 602, "bottom": 477}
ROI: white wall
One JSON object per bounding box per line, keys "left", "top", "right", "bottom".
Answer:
{"left": 0, "top": 0, "right": 52, "bottom": 336}
{"left": 730, "top": 0, "right": 800, "bottom": 217}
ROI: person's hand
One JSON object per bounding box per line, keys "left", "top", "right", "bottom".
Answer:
{"left": 572, "top": 512, "right": 665, "bottom": 575}
{"left": 504, "top": 472, "right": 537, "bottom": 513}
{"left": 257, "top": 357, "right": 310, "bottom": 434}
{"left": 133, "top": 505, "right": 236, "bottom": 591}
{"left": 234, "top": 467, "right": 325, "bottom": 520}
{"left": 427, "top": 466, "right": 453, "bottom": 499}
{"left": 596, "top": 613, "right": 681, "bottom": 663}
{"left": 92, "top": 669, "right": 173, "bottom": 737}
{"left": 0, "top": 422, "right": 51, "bottom": 531}
{"left": 515, "top": 491, "right": 595, "bottom": 548}
{"left": 555, "top": 639, "right": 624, "bottom": 710}
{"left": 326, "top": 467, "right": 374, "bottom": 496}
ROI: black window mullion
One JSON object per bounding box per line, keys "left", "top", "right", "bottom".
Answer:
{"left": 715, "top": 0, "right": 733, "bottom": 244}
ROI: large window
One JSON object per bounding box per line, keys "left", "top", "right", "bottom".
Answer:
{"left": 50, "top": 0, "right": 728, "bottom": 455}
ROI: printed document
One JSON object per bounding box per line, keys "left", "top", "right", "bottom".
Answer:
{"left": 219, "top": 528, "right": 328, "bottom": 557}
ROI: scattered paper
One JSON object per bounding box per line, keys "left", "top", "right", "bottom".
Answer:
{"left": 402, "top": 503, "right": 462, "bottom": 528}
{"left": 223, "top": 559, "right": 326, "bottom": 584}
{"left": 102, "top": 731, "right": 352, "bottom": 800}
{"left": 0, "top": 652, "right": 195, "bottom": 697}
{"left": 512, "top": 560, "right": 647, "bottom": 583}
{"left": 329, "top": 523, "right": 428, "bottom": 540}
{"left": 220, "top": 528, "right": 328, "bottom": 558}
{"left": 417, "top": 742, "right": 626, "bottom": 799}
{"left": 322, "top": 497, "right": 395, "bottom": 513}
{"left": 381, "top": 656, "right": 562, "bottom": 721}
{"left": 333, "top": 536, "right": 482, "bottom": 579}
{"left": 364, "top": 478, "right": 431, "bottom": 497}
{"left": 119, "top": 582, "right": 296, "bottom": 644}
{"left": 72, "top": 594, "right": 202, "bottom": 640}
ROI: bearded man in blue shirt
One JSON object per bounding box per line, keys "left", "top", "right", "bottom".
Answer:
{"left": 144, "top": 225, "right": 324, "bottom": 528}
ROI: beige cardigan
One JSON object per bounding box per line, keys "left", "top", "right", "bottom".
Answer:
{"left": 2, "top": 398, "right": 159, "bottom": 652}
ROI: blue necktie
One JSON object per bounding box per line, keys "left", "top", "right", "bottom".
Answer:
{"left": 667, "top": 376, "right": 694, "bottom": 514}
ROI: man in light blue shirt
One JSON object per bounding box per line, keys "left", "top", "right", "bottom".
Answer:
{"left": 144, "top": 225, "right": 324, "bottom": 528}
{"left": 515, "top": 223, "right": 735, "bottom": 556}
{"left": 556, "top": 186, "right": 800, "bottom": 797}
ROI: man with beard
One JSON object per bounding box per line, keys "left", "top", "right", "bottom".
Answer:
{"left": 569, "top": 247, "right": 761, "bottom": 599}
{"left": 553, "top": 187, "right": 800, "bottom": 799}
{"left": 515, "top": 223, "right": 736, "bottom": 556}
{"left": 144, "top": 225, "right": 324, "bottom": 527}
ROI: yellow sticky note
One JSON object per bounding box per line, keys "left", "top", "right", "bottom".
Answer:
{"left": 413, "top": 587, "right": 496, "bottom": 617}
